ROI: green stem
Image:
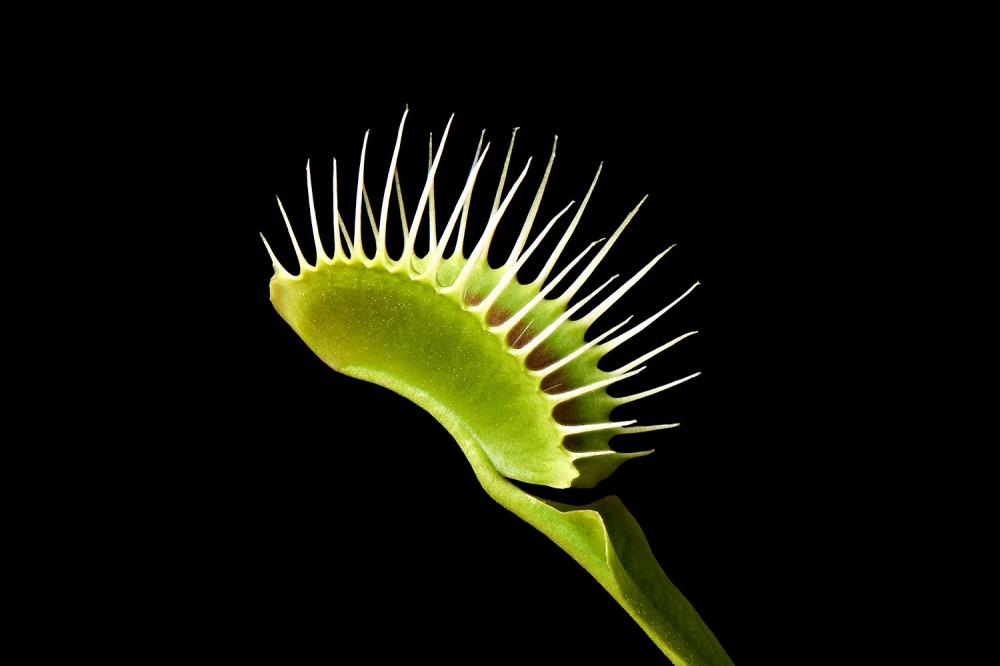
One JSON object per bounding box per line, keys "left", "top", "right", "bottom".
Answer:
{"left": 452, "top": 430, "right": 734, "bottom": 666}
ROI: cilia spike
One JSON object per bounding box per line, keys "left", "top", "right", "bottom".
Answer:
{"left": 262, "top": 110, "right": 733, "bottom": 665}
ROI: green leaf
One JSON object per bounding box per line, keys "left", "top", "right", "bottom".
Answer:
{"left": 455, "top": 426, "right": 733, "bottom": 665}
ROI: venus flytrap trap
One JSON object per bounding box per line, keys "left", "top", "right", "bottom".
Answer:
{"left": 262, "top": 109, "right": 733, "bottom": 665}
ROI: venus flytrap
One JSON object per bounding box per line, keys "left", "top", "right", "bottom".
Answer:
{"left": 262, "top": 109, "right": 733, "bottom": 665}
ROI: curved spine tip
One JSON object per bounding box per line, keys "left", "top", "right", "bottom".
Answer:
{"left": 377, "top": 108, "right": 409, "bottom": 262}
{"left": 560, "top": 420, "right": 637, "bottom": 436}
{"left": 260, "top": 232, "right": 291, "bottom": 277}
{"left": 613, "top": 371, "right": 702, "bottom": 406}
{"left": 353, "top": 130, "right": 371, "bottom": 262}
{"left": 577, "top": 246, "right": 674, "bottom": 329}
{"left": 306, "top": 159, "right": 328, "bottom": 264}
{"left": 618, "top": 423, "right": 680, "bottom": 434}
{"left": 600, "top": 282, "right": 700, "bottom": 356}
{"left": 612, "top": 330, "right": 700, "bottom": 376}
{"left": 276, "top": 195, "right": 307, "bottom": 272}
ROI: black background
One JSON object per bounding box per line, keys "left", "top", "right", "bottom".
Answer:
{"left": 22, "top": 8, "right": 969, "bottom": 663}
{"left": 104, "top": 25, "right": 864, "bottom": 663}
